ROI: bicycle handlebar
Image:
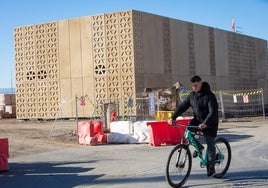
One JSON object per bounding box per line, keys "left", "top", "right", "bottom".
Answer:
{"left": 187, "top": 125, "right": 201, "bottom": 130}
{"left": 170, "top": 122, "right": 201, "bottom": 131}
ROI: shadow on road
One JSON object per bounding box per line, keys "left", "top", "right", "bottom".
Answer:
{"left": 0, "top": 160, "right": 104, "bottom": 188}
{"left": 184, "top": 169, "right": 268, "bottom": 187}
{"left": 91, "top": 175, "right": 166, "bottom": 186}
{"left": 65, "top": 169, "right": 268, "bottom": 187}
{"left": 216, "top": 133, "right": 253, "bottom": 143}
{"left": 1, "top": 162, "right": 267, "bottom": 187}
{"left": 224, "top": 169, "right": 268, "bottom": 186}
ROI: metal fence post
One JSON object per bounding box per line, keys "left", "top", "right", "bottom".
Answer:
{"left": 75, "top": 95, "right": 79, "bottom": 143}
{"left": 219, "top": 90, "right": 226, "bottom": 121}
{"left": 261, "top": 88, "right": 266, "bottom": 119}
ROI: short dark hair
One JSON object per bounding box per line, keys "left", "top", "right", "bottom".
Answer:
{"left": 191, "top": 75, "right": 202, "bottom": 82}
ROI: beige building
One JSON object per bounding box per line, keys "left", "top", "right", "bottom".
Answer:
{"left": 14, "top": 10, "right": 268, "bottom": 120}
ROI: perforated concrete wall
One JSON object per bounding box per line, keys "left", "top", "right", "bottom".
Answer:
{"left": 14, "top": 10, "right": 268, "bottom": 120}
{"left": 15, "top": 23, "right": 60, "bottom": 119}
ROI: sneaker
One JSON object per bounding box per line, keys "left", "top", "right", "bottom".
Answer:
{"left": 192, "top": 150, "right": 198, "bottom": 158}
{"left": 207, "top": 167, "right": 216, "bottom": 177}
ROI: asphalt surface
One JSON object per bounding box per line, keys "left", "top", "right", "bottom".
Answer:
{"left": 1, "top": 121, "right": 268, "bottom": 188}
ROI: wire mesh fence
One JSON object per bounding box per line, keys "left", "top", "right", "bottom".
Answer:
{"left": 132, "top": 88, "right": 265, "bottom": 121}
{"left": 54, "top": 88, "right": 265, "bottom": 122}
{"left": 217, "top": 88, "right": 265, "bottom": 119}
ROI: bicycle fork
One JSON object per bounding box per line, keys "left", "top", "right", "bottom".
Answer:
{"left": 176, "top": 145, "right": 187, "bottom": 169}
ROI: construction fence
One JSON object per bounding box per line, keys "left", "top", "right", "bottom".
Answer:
{"left": 216, "top": 88, "right": 265, "bottom": 119}
{"left": 51, "top": 88, "right": 265, "bottom": 123}
{"left": 133, "top": 88, "right": 266, "bottom": 121}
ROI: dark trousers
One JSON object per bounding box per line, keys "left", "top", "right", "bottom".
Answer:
{"left": 204, "top": 134, "right": 216, "bottom": 170}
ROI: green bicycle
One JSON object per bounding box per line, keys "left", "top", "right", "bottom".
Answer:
{"left": 165, "top": 124, "right": 231, "bottom": 188}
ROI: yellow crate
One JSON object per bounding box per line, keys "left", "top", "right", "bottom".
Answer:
{"left": 155, "top": 111, "right": 173, "bottom": 121}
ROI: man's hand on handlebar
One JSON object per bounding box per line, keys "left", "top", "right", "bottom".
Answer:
{"left": 168, "top": 118, "right": 175, "bottom": 126}
{"left": 168, "top": 119, "right": 207, "bottom": 129}
{"left": 198, "top": 123, "right": 207, "bottom": 129}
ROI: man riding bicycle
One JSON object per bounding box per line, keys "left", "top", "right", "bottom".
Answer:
{"left": 168, "top": 75, "right": 219, "bottom": 177}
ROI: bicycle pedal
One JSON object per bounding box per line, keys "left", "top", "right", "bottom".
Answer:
{"left": 200, "top": 163, "right": 205, "bottom": 168}
{"left": 192, "top": 151, "right": 198, "bottom": 158}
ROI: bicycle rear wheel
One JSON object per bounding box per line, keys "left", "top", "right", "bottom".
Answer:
{"left": 165, "top": 144, "right": 192, "bottom": 188}
{"left": 214, "top": 137, "right": 231, "bottom": 178}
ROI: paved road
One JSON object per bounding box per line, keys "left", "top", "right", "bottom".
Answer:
{"left": 1, "top": 122, "right": 268, "bottom": 188}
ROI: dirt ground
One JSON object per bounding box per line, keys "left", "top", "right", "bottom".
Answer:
{"left": 0, "top": 118, "right": 79, "bottom": 158}
{"left": 0, "top": 117, "right": 267, "bottom": 159}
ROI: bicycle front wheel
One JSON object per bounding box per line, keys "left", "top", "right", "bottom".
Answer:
{"left": 165, "top": 144, "right": 192, "bottom": 188}
{"left": 214, "top": 137, "right": 231, "bottom": 178}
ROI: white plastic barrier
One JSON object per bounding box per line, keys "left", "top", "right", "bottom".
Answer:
{"left": 132, "top": 121, "right": 152, "bottom": 143}
{"left": 107, "top": 132, "right": 129, "bottom": 143}
{"left": 108, "top": 121, "right": 133, "bottom": 143}
{"left": 110, "top": 121, "right": 133, "bottom": 134}
{"left": 108, "top": 120, "right": 154, "bottom": 144}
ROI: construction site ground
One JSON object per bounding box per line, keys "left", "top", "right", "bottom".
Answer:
{"left": 0, "top": 117, "right": 267, "bottom": 187}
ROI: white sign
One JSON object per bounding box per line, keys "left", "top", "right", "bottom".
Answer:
{"left": 148, "top": 92, "right": 155, "bottom": 116}
{"left": 233, "top": 95, "right": 237, "bottom": 103}
{"left": 243, "top": 95, "right": 249, "bottom": 103}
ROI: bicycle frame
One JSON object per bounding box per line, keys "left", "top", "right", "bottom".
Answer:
{"left": 184, "top": 128, "right": 225, "bottom": 166}
{"left": 166, "top": 124, "right": 232, "bottom": 187}
{"left": 184, "top": 129, "right": 207, "bottom": 167}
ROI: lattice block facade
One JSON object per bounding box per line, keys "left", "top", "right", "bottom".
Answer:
{"left": 15, "top": 23, "right": 60, "bottom": 119}
{"left": 91, "top": 11, "right": 136, "bottom": 117}
{"left": 14, "top": 10, "right": 268, "bottom": 120}
{"left": 14, "top": 11, "right": 137, "bottom": 119}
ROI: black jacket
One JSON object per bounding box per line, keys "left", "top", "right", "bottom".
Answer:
{"left": 171, "top": 82, "right": 219, "bottom": 137}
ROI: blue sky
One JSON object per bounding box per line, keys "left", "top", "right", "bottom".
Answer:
{"left": 0, "top": 0, "right": 267, "bottom": 88}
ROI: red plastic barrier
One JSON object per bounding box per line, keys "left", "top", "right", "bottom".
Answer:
{"left": 84, "top": 135, "right": 98, "bottom": 146}
{"left": 0, "top": 138, "right": 9, "bottom": 158}
{"left": 78, "top": 121, "right": 94, "bottom": 137}
{"left": 77, "top": 121, "right": 106, "bottom": 145}
{"left": 146, "top": 117, "right": 192, "bottom": 146}
{"left": 0, "top": 138, "right": 9, "bottom": 172}
{"left": 0, "top": 154, "right": 8, "bottom": 172}
{"left": 93, "top": 121, "right": 104, "bottom": 135}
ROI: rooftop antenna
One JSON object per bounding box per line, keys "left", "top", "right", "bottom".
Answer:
{"left": 235, "top": 26, "right": 243, "bottom": 34}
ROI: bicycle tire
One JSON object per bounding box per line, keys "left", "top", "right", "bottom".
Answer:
{"left": 165, "top": 144, "right": 192, "bottom": 187}
{"left": 213, "top": 137, "right": 231, "bottom": 178}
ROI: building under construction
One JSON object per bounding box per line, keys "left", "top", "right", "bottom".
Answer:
{"left": 14, "top": 10, "right": 268, "bottom": 120}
